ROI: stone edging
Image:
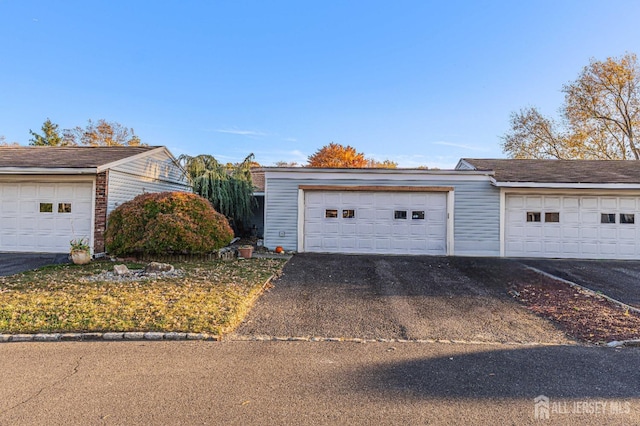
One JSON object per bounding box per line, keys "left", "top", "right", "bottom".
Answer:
{"left": 0, "top": 332, "right": 220, "bottom": 343}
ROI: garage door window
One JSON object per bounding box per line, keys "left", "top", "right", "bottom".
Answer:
{"left": 58, "top": 203, "right": 72, "bottom": 213}
{"left": 342, "top": 209, "right": 355, "bottom": 219}
{"left": 545, "top": 212, "right": 560, "bottom": 223}
{"left": 601, "top": 213, "right": 616, "bottom": 224}
{"left": 394, "top": 210, "right": 407, "bottom": 220}
{"left": 412, "top": 211, "right": 425, "bottom": 220}
{"left": 620, "top": 213, "right": 635, "bottom": 224}
{"left": 526, "top": 212, "right": 541, "bottom": 222}
{"left": 39, "top": 202, "right": 53, "bottom": 213}
{"left": 325, "top": 209, "right": 338, "bottom": 218}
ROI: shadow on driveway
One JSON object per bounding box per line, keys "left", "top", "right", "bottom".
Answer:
{"left": 0, "top": 253, "right": 69, "bottom": 276}
{"left": 235, "top": 254, "right": 574, "bottom": 344}
{"left": 519, "top": 259, "right": 640, "bottom": 309}
{"left": 350, "top": 344, "right": 640, "bottom": 400}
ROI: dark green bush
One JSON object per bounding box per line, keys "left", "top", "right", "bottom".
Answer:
{"left": 105, "top": 191, "right": 234, "bottom": 256}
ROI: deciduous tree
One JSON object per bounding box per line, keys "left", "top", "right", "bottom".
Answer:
{"left": 503, "top": 53, "right": 640, "bottom": 159}
{"left": 307, "top": 142, "right": 368, "bottom": 168}
{"left": 72, "top": 119, "right": 143, "bottom": 146}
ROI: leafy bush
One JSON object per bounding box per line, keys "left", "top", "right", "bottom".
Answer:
{"left": 105, "top": 191, "right": 234, "bottom": 256}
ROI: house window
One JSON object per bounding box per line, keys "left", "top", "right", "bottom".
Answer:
{"left": 325, "top": 209, "right": 338, "bottom": 218}
{"left": 601, "top": 213, "right": 616, "bottom": 224}
{"left": 620, "top": 213, "right": 635, "bottom": 224}
{"left": 58, "top": 203, "right": 72, "bottom": 213}
{"left": 394, "top": 210, "right": 407, "bottom": 220}
{"left": 412, "top": 211, "right": 425, "bottom": 220}
{"left": 39, "top": 203, "right": 53, "bottom": 213}
{"left": 342, "top": 209, "right": 355, "bottom": 219}
{"left": 545, "top": 212, "right": 560, "bottom": 223}
{"left": 526, "top": 212, "right": 541, "bottom": 222}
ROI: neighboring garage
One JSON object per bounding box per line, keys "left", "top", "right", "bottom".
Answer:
{"left": 0, "top": 146, "right": 191, "bottom": 254}
{"left": 262, "top": 168, "right": 499, "bottom": 257}
{"left": 461, "top": 158, "right": 640, "bottom": 260}
{"left": 303, "top": 188, "right": 448, "bottom": 255}
{"left": 258, "top": 159, "right": 640, "bottom": 260}
{"left": 504, "top": 194, "right": 640, "bottom": 259}
{"left": 0, "top": 181, "right": 93, "bottom": 252}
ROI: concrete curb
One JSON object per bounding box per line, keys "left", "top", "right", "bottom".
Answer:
{"left": 0, "top": 332, "right": 220, "bottom": 343}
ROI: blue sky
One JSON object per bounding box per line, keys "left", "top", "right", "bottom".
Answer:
{"left": 2, "top": 1, "right": 640, "bottom": 168}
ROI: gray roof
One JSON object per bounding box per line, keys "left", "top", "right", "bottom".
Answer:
{"left": 0, "top": 146, "right": 159, "bottom": 169}
{"left": 462, "top": 158, "right": 640, "bottom": 184}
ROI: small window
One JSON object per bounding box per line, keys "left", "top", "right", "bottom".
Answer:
{"left": 526, "top": 212, "right": 541, "bottom": 222}
{"left": 412, "top": 211, "right": 425, "bottom": 220}
{"left": 325, "top": 209, "right": 338, "bottom": 218}
{"left": 394, "top": 210, "right": 407, "bottom": 220}
{"left": 58, "top": 203, "right": 72, "bottom": 213}
{"left": 620, "top": 213, "right": 635, "bottom": 224}
{"left": 39, "top": 203, "right": 53, "bottom": 213}
{"left": 601, "top": 213, "right": 616, "bottom": 224}
{"left": 342, "top": 209, "right": 355, "bottom": 219}
{"left": 545, "top": 212, "right": 560, "bottom": 223}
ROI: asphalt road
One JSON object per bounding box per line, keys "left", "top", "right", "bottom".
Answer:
{"left": 234, "top": 254, "right": 574, "bottom": 344}
{"left": 0, "top": 341, "right": 638, "bottom": 425}
{"left": 0, "top": 253, "right": 68, "bottom": 276}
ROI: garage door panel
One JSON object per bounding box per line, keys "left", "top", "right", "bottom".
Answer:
{"left": 0, "top": 182, "right": 93, "bottom": 252}
{"left": 305, "top": 190, "right": 447, "bottom": 255}
{"left": 507, "top": 194, "right": 640, "bottom": 259}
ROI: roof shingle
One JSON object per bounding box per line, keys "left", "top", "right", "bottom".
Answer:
{"left": 463, "top": 158, "right": 640, "bottom": 184}
{"left": 0, "top": 146, "right": 159, "bottom": 169}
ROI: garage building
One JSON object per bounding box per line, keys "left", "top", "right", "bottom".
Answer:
{"left": 0, "top": 146, "right": 190, "bottom": 254}
{"left": 261, "top": 159, "right": 640, "bottom": 260}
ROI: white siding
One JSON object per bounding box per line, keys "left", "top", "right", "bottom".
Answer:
{"left": 107, "top": 150, "right": 191, "bottom": 215}
{"left": 264, "top": 175, "right": 500, "bottom": 256}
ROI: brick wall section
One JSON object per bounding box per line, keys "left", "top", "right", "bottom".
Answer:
{"left": 93, "top": 171, "right": 108, "bottom": 253}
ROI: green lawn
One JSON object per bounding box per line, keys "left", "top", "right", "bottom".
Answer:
{"left": 0, "top": 258, "right": 286, "bottom": 335}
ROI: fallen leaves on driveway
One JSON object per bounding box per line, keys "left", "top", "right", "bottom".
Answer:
{"left": 511, "top": 274, "right": 640, "bottom": 344}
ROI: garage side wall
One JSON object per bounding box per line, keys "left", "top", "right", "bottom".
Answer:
{"left": 106, "top": 151, "right": 192, "bottom": 215}
{"left": 264, "top": 175, "right": 500, "bottom": 256}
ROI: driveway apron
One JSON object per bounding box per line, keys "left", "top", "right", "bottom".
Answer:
{"left": 233, "top": 254, "right": 573, "bottom": 344}
{"left": 0, "top": 253, "right": 69, "bottom": 276}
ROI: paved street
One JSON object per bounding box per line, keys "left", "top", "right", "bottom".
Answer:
{"left": 0, "top": 341, "right": 638, "bottom": 425}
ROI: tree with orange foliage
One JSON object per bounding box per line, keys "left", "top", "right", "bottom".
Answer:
{"left": 307, "top": 142, "right": 368, "bottom": 168}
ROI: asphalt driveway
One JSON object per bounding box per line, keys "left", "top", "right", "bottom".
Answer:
{"left": 234, "top": 254, "right": 574, "bottom": 344}
{"left": 519, "top": 259, "right": 640, "bottom": 309}
{"left": 0, "top": 253, "right": 69, "bottom": 276}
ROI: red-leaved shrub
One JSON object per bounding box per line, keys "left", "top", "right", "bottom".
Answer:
{"left": 105, "top": 191, "right": 234, "bottom": 256}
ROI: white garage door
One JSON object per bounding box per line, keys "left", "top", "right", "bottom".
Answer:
{"left": 506, "top": 194, "right": 640, "bottom": 259}
{"left": 0, "top": 181, "right": 93, "bottom": 253}
{"left": 304, "top": 191, "right": 447, "bottom": 255}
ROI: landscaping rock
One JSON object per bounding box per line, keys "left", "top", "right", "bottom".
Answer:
{"left": 143, "top": 332, "right": 164, "bottom": 340}
{"left": 145, "top": 262, "right": 174, "bottom": 274}
{"left": 0, "top": 334, "right": 10, "bottom": 342}
{"left": 11, "top": 334, "right": 34, "bottom": 342}
{"left": 164, "top": 332, "right": 187, "bottom": 340}
{"left": 82, "top": 333, "right": 104, "bottom": 340}
{"left": 34, "top": 333, "right": 61, "bottom": 342}
{"left": 113, "top": 264, "right": 130, "bottom": 275}
{"left": 60, "top": 333, "right": 83, "bottom": 341}
{"left": 103, "top": 332, "right": 124, "bottom": 340}
{"left": 124, "top": 332, "right": 145, "bottom": 340}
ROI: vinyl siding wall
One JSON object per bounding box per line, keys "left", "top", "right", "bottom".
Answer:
{"left": 107, "top": 150, "right": 191, "bottom": 215}
{"left": 264, "top": 173, "right": 500, "bottom": 256}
